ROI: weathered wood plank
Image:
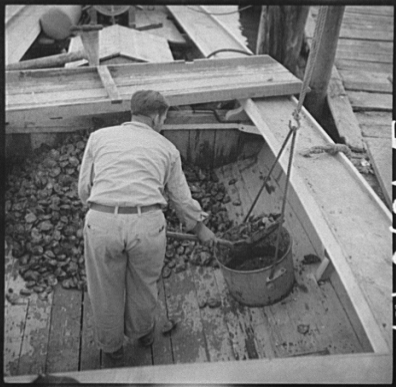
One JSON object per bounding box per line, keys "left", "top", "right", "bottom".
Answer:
{"left": 327, "top": 67, "right": 365, "bottom": 151}
{"left": 96, "top": 66, "right": 122, "bottom": 103}
{"left": 4, "top": 353, "right": 393, "bottom": 384}
{"left": 355, "top": 111, "right": 392, "bottom": 138}
{"left": 348, "top": 91, "right": 392, "bottom": 111}
{"left": 335, "top": 58, "right": 393, "bottom": 73}
{"left": 365, "top": 137, "right": 392, "bottom": 208}
{"left": 340, "top": 68, "right": 393, "bottom": 93}
{"left": 4, "top": 243, "right": 28, "bottom": 376}
{"left": 163, "top": 268, "right": 208, "bottom": 364}
{"left": 152, "top": 278, "right": 173, "bottom": 366}
{"left": 6, "top": 56, "right": 302, "bottom": 126}
{"left": 80, "top": 292, "right": 101, "bottom": 371}
{"left": 46, "top": 286, "right": 83, "bottom": 373}
{"left": 188, "top": 129, "right": 216, "bottom": 168}
{"left": 213, "top": 129, "right": 241, "bottom": 168}
{"left": 163, "top": 130, "right": 190, "bottom": 162}
{"left": 190, "top": 265, "right": 235, "bottom": 362}
{"left": 18, "top": 294, "right": 53, "bottom": 375}
{"left": 123, "top": 338, "right": 152, "bottom": 368}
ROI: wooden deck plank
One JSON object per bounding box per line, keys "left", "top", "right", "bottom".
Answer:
{"left": 152, "top": 277, "right": 173, "bottom": 366}
{"left": 365, "top": 137, "right": 392, "bottom": 208}
{"left": 190, "top": 265, "right": 235, "bottom": 362}
{"left": 163, "top": 268, "right": 208, "bottom": 364}
{"left": 46, "top": 286, "right": 83, "bottom": 373}
{"left": 348, "top": 91, "right": 392, "bottom": 111}
{"left": 80, "top": 292, "right": 101, "bottom": 371}
{"left": 188, "top": 129, "right": 216, "bottom": 168}
{"left": 340, "top": 68, "right": 393, "bottom": 93}
{"left": 355, "top": 111, "right": 392, "bottom": 138}
{"left": 18, "top": 294, "right": 53, "bottom": 375}
{"left": 4, "top": 353, "right": 392, "bottom": 384}
{"left": 335, "top": 58, "right": 393, "bottom": 74}
{"left": 4, "top": 244, "right": 28, "bottom": 376}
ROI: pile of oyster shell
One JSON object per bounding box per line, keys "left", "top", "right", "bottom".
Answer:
{"left": 5, "top": 131, "right": 235, "bottom": 295}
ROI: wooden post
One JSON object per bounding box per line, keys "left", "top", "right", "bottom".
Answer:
{"left": 304, "top": 6, "right": 345, "bottom": 120}
{"left": 128, "top": 6, "right": 136, "bottom": 28}
{"left": 70, "top": 24, "right": 103, "bottom": 67}
{"left": 256, "top": 6, "right": 309, "bottom": 78}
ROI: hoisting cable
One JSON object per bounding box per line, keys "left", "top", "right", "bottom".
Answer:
{"left": 264, "top": 6, "right": 329, "bottom": 280}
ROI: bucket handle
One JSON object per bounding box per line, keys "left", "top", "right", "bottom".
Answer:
{"left": 266, "top": 267, "right": 286, "bottom": 289}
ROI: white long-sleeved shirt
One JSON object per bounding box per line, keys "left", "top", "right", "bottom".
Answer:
{"left": 78, "top": 121, "right": 207, "bottom": 230}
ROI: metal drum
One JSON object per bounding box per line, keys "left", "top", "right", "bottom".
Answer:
{"left": 215, "top": 226, "right": 294, "bottom": 306}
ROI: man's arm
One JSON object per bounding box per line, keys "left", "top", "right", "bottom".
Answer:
{"left": 78, "top": 134, "right": 95, "bottom": 205}
{"left": 165, "top": 155, "right": 215, "bottom": 244}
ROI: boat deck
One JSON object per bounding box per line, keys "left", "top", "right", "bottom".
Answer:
{"left": 306, "top": 5, "right": 393, "bottom": 207}
{"left": 4, "top": 155, "right": 366, "bottom": 376}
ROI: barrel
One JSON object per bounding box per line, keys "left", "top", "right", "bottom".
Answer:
{"left": 40, "top": 6, "right": 82, "bottom": 40}
{"left": 215, "top": 226, "right": 295, "bottom": 306}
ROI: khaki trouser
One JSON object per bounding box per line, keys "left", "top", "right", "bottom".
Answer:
{"left": 83, "top": 208, "right": 166, "bottom": 353}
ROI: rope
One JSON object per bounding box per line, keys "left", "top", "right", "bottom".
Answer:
{"left": 294, "top": 6, "right": 328, "bottom": 117}
{"left": 265, "top": 6, "right": 329, "bottom": 278}
{"left": 187, "top": 5, "right": 253, "bottom": 16}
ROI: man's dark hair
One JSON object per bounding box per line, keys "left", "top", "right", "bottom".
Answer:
{"left": 130, "top": 90, "right": 170, "bottom": 117}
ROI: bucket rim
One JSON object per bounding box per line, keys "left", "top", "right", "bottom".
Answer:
{"left": 214, "top": 226, "right": 293, "bottom": 274}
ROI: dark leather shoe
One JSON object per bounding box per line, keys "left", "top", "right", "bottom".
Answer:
{"left": 104, "top": 346, "right": 124, "bottom": 361}
{"left": 138, "top": 329, "right": 154, "bottom": 347}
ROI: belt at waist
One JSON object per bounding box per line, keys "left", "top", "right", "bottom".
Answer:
{"left": 90, "top": 203, "right": 161, "bottom": 214}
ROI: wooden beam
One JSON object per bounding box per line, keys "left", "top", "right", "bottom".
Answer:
{"left": 5, "top": 55, "right": 302, "bottom": 127}
{"left": 96, "top": 65, "right": 122, "bottom": 103}
{"left": 304, "top": 6, "right": 345, "bottom": 121}
{"left": 4, "top": 353, "right": 392, "bottom": 384}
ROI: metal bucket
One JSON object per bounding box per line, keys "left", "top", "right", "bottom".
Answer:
{"left": 215, "top": 226, "right": 294, "bottom": 306}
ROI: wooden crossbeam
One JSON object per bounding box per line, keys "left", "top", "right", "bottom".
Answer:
{"left": 96, "top": 65, "right": 122, "bottom": 104}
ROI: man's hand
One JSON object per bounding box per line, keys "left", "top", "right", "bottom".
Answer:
{"left": 192, "top": 222, "right": 217, "bottom": 246}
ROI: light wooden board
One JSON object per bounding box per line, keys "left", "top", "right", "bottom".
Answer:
{"left": 163, "top": 268, "right": 208, "bottom": 364}
{"left": 5, "top": 5, "right": 49, "bottom": 65}
{"left": 340, "top": 68, "right": 393, "bottom": 93}
{"left": 190, "top": 265, "right": 235, "bottom": 362}
{"left": 348, "top": 91, "right": 393, "bottom": 111}
{"left": 4, "top": 245, "right": 28, "bottom": 376}
{"left": 66, "top": 24, "right": 173, "bottom": 68}
{"left": 46, "top": 286, "right": 83, "bottom": 373}
{"left": 80, "top": 293, "right": 101, "bottom": 371}
{"left": 335, "top": 58, "right": 393, "bottom": 73}
{"left": 6, "top": 353, "right": 391, "bottom": 384}
{"left": 152, "top": 278, "right": 173, "bottom": 366}
{"left": 18, "top": 294, "right": 53, "bottom": 375}
{"left": 6, "top": 55, "right": 302, "bottom": 127}
{"left": 365, "top": 137, "right": 392, "bottom": 208}
{"left": 135, "top": 5, "right": 186, "bottom": 45}
{"left": 355, "top": 111, "right": 392, "bottom": 138}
